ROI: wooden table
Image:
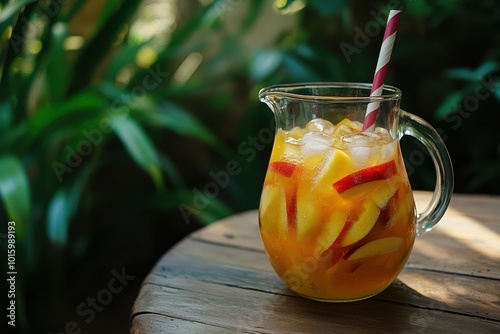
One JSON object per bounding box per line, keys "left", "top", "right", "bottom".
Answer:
{"left": 131, "top": 191, "right": 500, "bottom": 333}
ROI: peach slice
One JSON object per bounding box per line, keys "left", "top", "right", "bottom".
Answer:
{"left": 346, "top": 237, "right": 403, "bottom": 261}
{"left": 296, "top": 188, "right": 322, "bottom": 242}
{"left": 313, "top": 149, "right": 352, "bottom": 187}
{"left": 333, "top": 160, "right": 397, "bottom": 194}
{"left": 314, "top": 210, "right": 348, "bottom": 256}
{"left": 341, "top": 199, "right": 380, "bottom": 246}
{"left": 269, "top": 130, "right": 302, "bottom": 164}
{"left": 266, "top": 161, "right": 303, "bottom": 229}
{"left": 269, "top": 131, "right": 286, "bottom": 162}
{"left": 259, "top": 184, "right": 288, "bottom": 235}
{"left": 371, "top": 183, "right": 398, "bottom": 209}
{"left": 384, "top": 189, "right": 415, "bottom": 228}
{"left": 339, "top": 181, "right": 397, "bottom": 211}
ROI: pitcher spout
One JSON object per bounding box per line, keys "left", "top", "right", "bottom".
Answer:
{"left": 258, "top": 87, "right": 281, "bottom": 114}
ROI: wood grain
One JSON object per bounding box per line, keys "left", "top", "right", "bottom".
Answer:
{"left": 130, "top": 192, "right": 500, "bottom": 333}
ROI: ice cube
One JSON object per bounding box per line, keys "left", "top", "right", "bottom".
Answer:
{"left": 346, "top": 146, "right": 373, "bottom": 169}
{"left": 333, "top": 119, "right": 362, "bottom": 137}
{"left": 302, "top": 132, "right": 333, "bottom": 157}
{"left": 341, "top": 132, "right": 383, "bottom": 148}
{"left": 379, "top": 141, "right": 397, "bottom": 163}
{"left": 374, "top": 127, "right": 391, "bottom": 142}
{"left": 305, "top": 118, "right": 335, "bottom": 135}
{"left": 286, "top": 126, "right": 305, "bottom": 140}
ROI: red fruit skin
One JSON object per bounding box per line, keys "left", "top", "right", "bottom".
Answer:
{"left": 268, "top": 161, "right": 297, "bottom": 177}
{"left": 320, "top": 218, "right": 353, "bottom": 267}
{"left": 268, "top": 161, "right": 299, "bottom": 228}
{"left": 286, "top": 192, "right": 297, "bottom": 229}
{"left": 333, "top": 160, "right": 397, "bottom": 194}
{"left": 376, "top": 206, "right": 391, "bottom": 227}
{"left": 376, "top": 190, "right": 398, "bottom": 227}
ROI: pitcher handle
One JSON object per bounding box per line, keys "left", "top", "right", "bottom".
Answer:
{"left": 399, "top": 109, "right": 454, "bottom": 236}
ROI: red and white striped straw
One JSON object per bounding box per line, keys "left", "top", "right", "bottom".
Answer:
{"left": 362, "top": 10, "right": 401, "bottom": 132}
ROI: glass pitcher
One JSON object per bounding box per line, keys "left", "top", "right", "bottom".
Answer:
{"left": 258, "top": 82, "right": 453, "bottom": 302}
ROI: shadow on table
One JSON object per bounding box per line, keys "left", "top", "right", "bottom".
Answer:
{"left": 265, "top": 280, "right": 446, "bottom": 333}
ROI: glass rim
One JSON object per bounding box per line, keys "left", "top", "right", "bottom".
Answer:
{"left": 259, "top": 82, "right": 402, "bottom": 103}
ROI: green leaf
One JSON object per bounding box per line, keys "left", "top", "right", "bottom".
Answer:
{"left": 177, "top": 189, "right": 232, "bottom": 225}
{"left": 199, "top": 0, "right": 237, "bottom": 28}
{"left": 47, "top": 164, "right": 92, "bottom": 246}
{"left": 47, "top": 189, "right": 70, "bottom": 246}
{"left": 275, "top": 0, "right": 301, "bottom": 11}
{"left": 446, "top": 62, "right": 498, "bottom": 82}
{"left": 435, "top": 91, "right": 465, "bottom": 119}
{"left": 47, "top": 22, "right": 69, "bottom": 103}
{"left": 309, "top": 0, "right": 347, "bottom": 16}
{"left": 29, "top": 91, "right": 107, "bottom": 138}
{"left": 0, "top": 91, "right": 106, "bottom": 155}
{"left": 68, "top": 0, "right": 143, "bottom": 95}
{"left": 445, "top": 68, "right": 476, "bottom": 81}
{"left": 153, "top": 102, "right": 228, "bottom": 153}
{"left": 0, "top": 0, "right": 37, "bottom": 38}
{"left": 475, "top": 61, "right": 498, "bottom": 79}
{"left": 237, "top": 0, "right": 265, "bottom": 34}
{"left": 127, "top": 1, "right": 228, "bottom": 88}
{"left": 282, "top": 53, "right": 321, "bottom": 82}
{"left": 111, "top": 116, "right": 163, "bottom": 188}
{"left": 138, "top": 188, "right": 231, "bottom": 225}
{"left": 95, "top": 0, "right": 123, "bottom": 31}
{"left": 158, "top": 153, "right": 183, "bottom": 188}
{"left": 491, "top": 82, "right": 500, "bottom": 101}
{"left": 103, "top": 43, "right": 144, "bottom": 81}
{"left": 250, "top": 49, "right": 282, "bottom": 82}
{"left": 60, "top": 0, "right": 88, "bottom": 22}
{"left": 0, "top": 100, "right": 13, "bottom": 132}
{"left": 156, "top": 1, "right": 230, "bottom": 60}
{"left": 0, "top": 154, "right": 31, "bottom": 239}
{"left": 402, "top": 0, "right": 433, "bottom": 17}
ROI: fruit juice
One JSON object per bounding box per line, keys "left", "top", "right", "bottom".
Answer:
{"left": 259, "top": 118, "right": 416, "bottom": 301}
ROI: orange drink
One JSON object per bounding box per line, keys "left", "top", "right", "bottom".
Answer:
{"left": 259, "top": 118, "right": 416, "bottom": 301}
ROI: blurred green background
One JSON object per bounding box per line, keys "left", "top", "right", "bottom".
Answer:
{"left": 1, "top": 0, "right": 499, "bottom": 332}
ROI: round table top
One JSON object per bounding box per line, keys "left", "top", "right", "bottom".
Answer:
{"left": 130, "top": 191, "right": 500, "bottom": 333}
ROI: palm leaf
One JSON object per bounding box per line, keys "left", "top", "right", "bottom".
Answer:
{"left": 68, "top": 0, "right": 143, "bottom": 95}
{"left": 0, "top": 154, "right": 31, "bottom": 240}
{"left": 47, "top": 163, "right": 93, "bottom": 247}
{"left": 111, "top": 116, "right": 163, "bottom": 188}
{"left": 0, "top": 0, "right": 37, "bottom": 38}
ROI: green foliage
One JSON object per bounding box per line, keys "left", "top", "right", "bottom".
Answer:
{"left": 0, "top": 155, "right": 30, "bottom": 238}
{"left": 0, "top": 0, "right": 499, "bottom": 332}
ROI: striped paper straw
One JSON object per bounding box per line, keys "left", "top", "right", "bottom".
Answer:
{"left": 362, "top": 10, "right": 401, "bottom": 132}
